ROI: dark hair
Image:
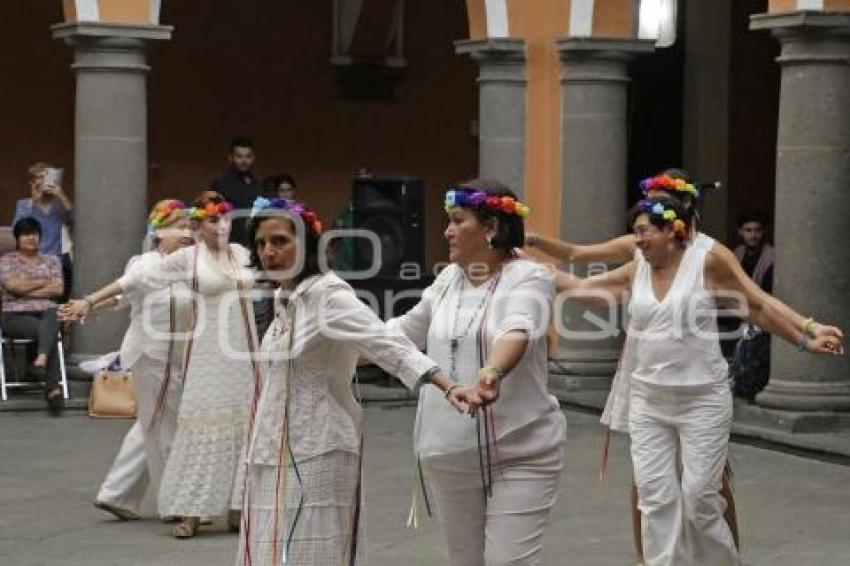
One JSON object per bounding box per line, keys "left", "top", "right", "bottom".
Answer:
{"left": 248, "top": 214, "right": 322, "bottom": 284}
{"left": 13, "top": 217, "right": 42, "bottom": 240}
{"left": 737, "top": 207, "right": 768, "bottom": 228}
{"left": 260, "top": 173, "right": 297, "bottom": 197}
{"left": 628, "top": 195, "right": 692, "bottom": 239}
{"left": 229, "top": 136, "right": 254, "bottom": 152}
{"left": 454, "top": 178, "right": 525, "bottom": 250}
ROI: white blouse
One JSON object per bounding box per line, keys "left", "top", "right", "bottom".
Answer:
{"left": 388, "top": 259, "right": 562, "bottom": 459}
{"left": 117, "top": 251, "right": 190, "bottom": 369}
{"left": 246, "top": 272, "right": 438, "bottom": 466}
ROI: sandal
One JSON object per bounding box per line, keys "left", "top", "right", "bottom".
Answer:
{"left": 45, "top": 386, "right": 64, "bottom": 416}
{"left": 94, "top": 500, "right": 140, "bottom": 521}
{"left": 227, "top": 509, "right": 242, "bottom": 532}
{"left": 173, "top": 517, "right": 200, "bottom": 539}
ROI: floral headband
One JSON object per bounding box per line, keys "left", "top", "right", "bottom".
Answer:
{"left": 189, "top": 200, "right": 234, "bottom": 221}
{"left": 147, "top": 200, "right": 188, "bottom": 234}
{"left": 639, "top": 174, "right": 699, "bottom": 198}
{"left": 444, "top": 187, "right": 530, "bottom": 218}
{"left": 250, "top": 196, "right": 323, "bottom": 235}
{"left": 637, "top": 199, "right": 688, "bottom": 238}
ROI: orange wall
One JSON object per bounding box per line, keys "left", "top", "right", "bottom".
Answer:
{"left": 593, "top": 0, "right": 635, "bottom": 37}
{"left": 824, "top": 0, "right": 850, "bottom": 10}
{"left": 466, "top": 0, "right": 488, "bottom": 39}
{"left": 505, "top": 0, "right": 570, "bottom": 239}
{"left": 2, "top": 1, "right": 477, "bottom": 271}
{"left": 768, "top": 0, "right": 799, "bottom": 11}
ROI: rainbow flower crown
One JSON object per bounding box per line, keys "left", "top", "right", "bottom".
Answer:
{"left": 637, "top": 199, "right": 688, "bottom": 238}
{"left": 250, "top": 197, "right": 324, "bottom": 234}
{"left": 444, "top": 187, "right": 530, "bottom": 218}
{"left": 147, "top": 200, "right": 188, "bottom": 233}
{"left": 639, "top": 174, "right": 699, "bottom": 198}
{"left": 189, "top": 200, "right": 234, "bottom": 221}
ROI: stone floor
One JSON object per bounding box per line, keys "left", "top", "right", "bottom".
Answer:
{"left": 1, "top": 404, "right": 849, "bottom": 565}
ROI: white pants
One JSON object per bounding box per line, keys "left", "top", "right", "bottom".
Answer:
{"left": 96, "top": 355, "right": 181, "bottom": 515}
{"left": 630, "top": 379, "right": 738, "bottom": 566}
{"left": 421, "top": 416, "right": 565, "bottom": 566}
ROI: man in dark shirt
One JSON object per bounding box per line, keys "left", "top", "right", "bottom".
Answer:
{"left": 211, "top": 137, "right": 261, "bottom": 245}
{"left": 729, "top": 208, "right": 775, "bottom": 402}
{"left": 734, "top": 208, "right": 774, "bottom": 292}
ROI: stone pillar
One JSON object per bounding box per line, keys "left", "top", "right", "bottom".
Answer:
{"left": 749, "top": 11, "right": 850, "bottom": 412}
{"left": 455, "top": 38, "right": 527, "bottom": 197}
{"left": 549, "top": 38, "right": 654, "bottom": 404}
{"left": 52, "top": 22, "right": 172, "bottom": 357}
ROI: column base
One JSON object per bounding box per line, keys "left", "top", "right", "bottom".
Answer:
{"left": 757, "top": 388, "right": 850, "bottom": 413}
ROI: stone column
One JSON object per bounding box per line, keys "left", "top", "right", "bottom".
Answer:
{"left": 455, "top": 38, "right": 526, "bottom": 197}
{"left": 549, "top": 38, "right": 654, "bottom": 405}
{"left": 52, "top": 22, "right": 172, "bottom": 358}
{"left": 749, "top": 11, "right": 850, "bottom": 412}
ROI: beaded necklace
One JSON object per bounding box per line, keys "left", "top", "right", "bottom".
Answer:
{"left": 448, "top": 272, "right": 501, "bottom": 381}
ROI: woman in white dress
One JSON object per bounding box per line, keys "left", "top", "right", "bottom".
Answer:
{"left": 388, "top": 180, "right": 567, "bottom": 566}
{"left": 66, "top": 191, "right": 259, "bottom": 538}
{"left": 62, "top": 199, "right": 192, "bottom": 521}
{"left": 553, "top": 193, "right": 843, "bottom": 566}
{"left": 235, "top": 197, "right": 470, "bottom": 565}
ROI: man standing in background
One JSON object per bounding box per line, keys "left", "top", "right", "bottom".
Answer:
{"left": 211, "top": 137, "right": 260, "bottom": 245}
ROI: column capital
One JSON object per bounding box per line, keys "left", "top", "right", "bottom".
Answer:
{"left": 750, "top": 10, "right": 850, "bottom": 34}
{"left": 556, "top": 37, "right": 655, "bottom": 59}
{"left": 454, "top": 38, "right": 526, "bottom": 62}
{"left": 52, "top": 21, "right": 173, "bottom": 43}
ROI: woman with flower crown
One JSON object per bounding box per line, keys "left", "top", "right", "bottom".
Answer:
{"left": 527, "top": 169, "right": 741, "bottom": 563}
{"left": 386, "top": 179, "right": 566, "bottom": 565}
{"left": 62, "top": 199, "right": 193, "bottom": 521}
{"left": 548, "top": 191, "right": 843, "bottom": 566}
{"left": 235, "top": 196, "right": 471, "bottom": 565}
{"left": 63, "top": 191, "right": 258, "bottom": 538}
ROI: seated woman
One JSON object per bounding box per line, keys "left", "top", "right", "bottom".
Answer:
{"left": 0, "top": 217, "right": 64, "bottom": 413}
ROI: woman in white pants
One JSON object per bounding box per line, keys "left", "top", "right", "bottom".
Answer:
{"left": 65, "top": 192, "right": 258, "bottom": 538}
{"left": 389, "top": 180, "right": 566, "bottom": 566}
{"left": 553, "top": 194, "right": 843, "bottom": 566}
{"left": 235, "top": 197, "right": 469, "bottom": 565}
{"left": 63, "top": 200, "right": 192, "bottom": 520}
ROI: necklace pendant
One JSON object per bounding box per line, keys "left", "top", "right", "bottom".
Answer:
{"left": 450, "top": 338, "right": 458, "bottom": 352}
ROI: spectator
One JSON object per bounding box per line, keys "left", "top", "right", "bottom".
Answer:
{"left": 735, "top": 208, "right": 774, "bottom": 292}
{"left": 260, "top": 172, "right": 297, "bottom": 200}
{"left": 211, "top": 136, "right": 261, "bottom": 245}
{"left": 13, "top": 162, "right": 74, "bottom": 300}
{"left": 0, "top": 217, "right": 64, "bottom": 414}
{"left": 730, "top": 208, "right": 775, "bottom": 403}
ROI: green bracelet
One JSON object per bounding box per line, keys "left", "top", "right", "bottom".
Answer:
{"left": 802, "top": 317, "right": 815, "bottom": 338}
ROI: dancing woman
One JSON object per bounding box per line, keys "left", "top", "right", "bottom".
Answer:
{"left": 527, "top": 170, "right": 742, "bottom": 562}
{"left": 63, "top": 200, "right": 192, "bottom": 520}
{"left": 235, "top": 197, "right": 469, "bottom": 565}
{"left": 65, "top": 191, "right": 259, "bottom": 538}
{"left": 388, "top": 179, "right": 567, "bottom": 565}
{"left": 548, "top": 193, "right": 843, "bottom": 565}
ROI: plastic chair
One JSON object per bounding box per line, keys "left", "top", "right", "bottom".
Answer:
{"left": 0, "top": 328, "right": 69, "bottom": 401}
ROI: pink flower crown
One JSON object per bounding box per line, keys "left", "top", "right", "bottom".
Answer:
{"left": 444, "top": 187, "right": 530, "bottom": 218}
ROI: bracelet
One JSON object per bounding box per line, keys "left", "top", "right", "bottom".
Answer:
{"left": 802, "top": 317, "right": 815, "bottom": 338}
{"left": 444, "top": 384, "right": 460, "bottom": 399}
{"left": 83, "top": 295, "right": 95, "bottom": 308}
{"left": 478, "top": 365, "right": 505, "bottom": 381}
{"left": 526, "top": 233, "right": 540, "bottom": 247}
{"left": 797, "top": 334, "right": 809, "bottom": 353}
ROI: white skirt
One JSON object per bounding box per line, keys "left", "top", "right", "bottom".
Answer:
{"left": 235, "top": 450, "right": 364, "bottom": 566}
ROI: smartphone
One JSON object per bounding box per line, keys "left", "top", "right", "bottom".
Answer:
{"left": 43, "top": 167, "right": 63, "bottom": 190}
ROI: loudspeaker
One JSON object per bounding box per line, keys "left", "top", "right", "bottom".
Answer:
{"left": 351, "top": 175, "right": 424, "bottom": 277}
